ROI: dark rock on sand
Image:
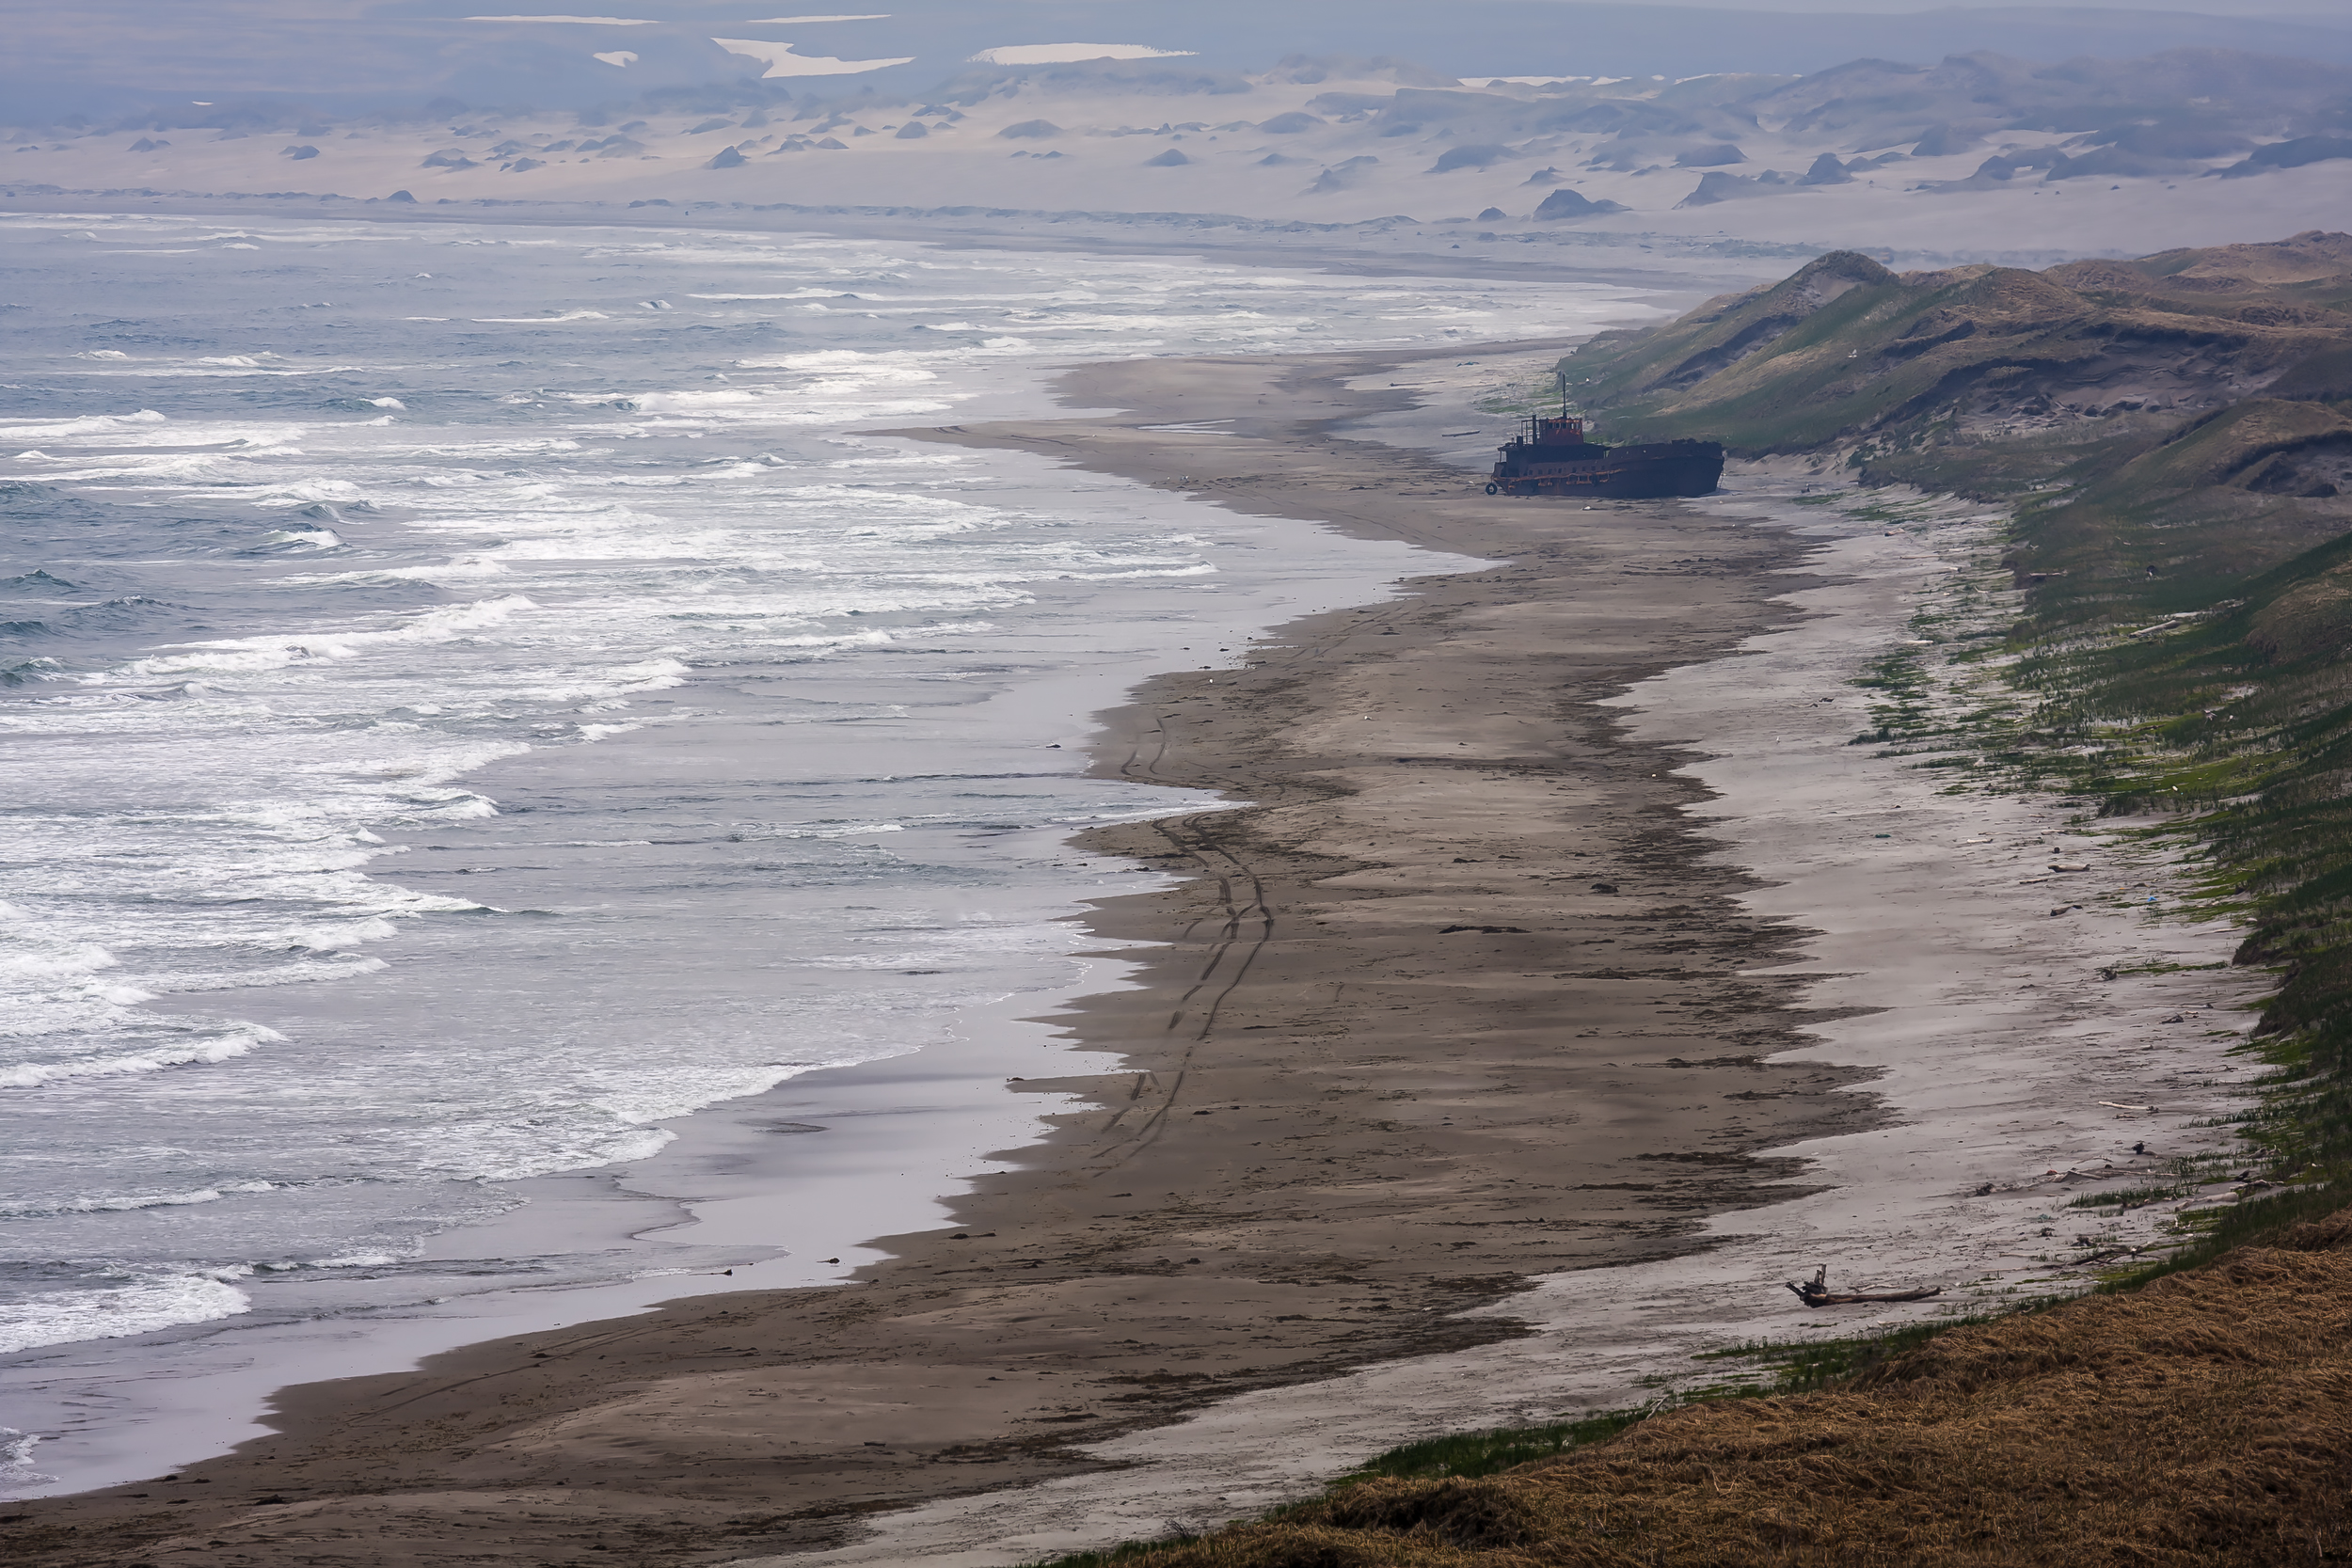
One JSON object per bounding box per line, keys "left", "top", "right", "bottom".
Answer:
{"left": 1800, "top": 152, "right": 1852, "bottom": 185}
{"left": 1533, "top": 186, "right": 1625, "bottom": 220}
{"left": 1307, "top": 154, "right": 1379, "bottom": 193}
{"left": 2042, "top": 146, "right": 2186, "bottom": 182}
{"left": 1675, "top": 143, "right": 1747, "bottom": 166}
{"left": 1908, "top": 123, "right": 1981, "bottom": 157}
{"left": 1677, "top": 170, "right": 1780, "bottom": 206}
{"left": 2222, "top": 135, "right": 2352, "bottom": 176}
{"left": 1431, "top": 142, "right": 1513, "bottom": 172}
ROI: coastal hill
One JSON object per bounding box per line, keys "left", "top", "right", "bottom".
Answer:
{"left": 1571, "top": 232, "right": 2352, "bottom": 1046}
{"left": 1573, "top": 237, "right": 2352, "bottom": 1550}
{"left": 1568, "top": 230, "right": 2352, "bottom": 621}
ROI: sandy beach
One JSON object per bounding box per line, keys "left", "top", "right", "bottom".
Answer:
{"left": 5, "top": 332, "right": 1907, "bottom": 1562}
{"left": 4, "top": 330, "right": 2265, "bottom": 1567}
{"left": 766, "top": 483, "right": 2265, "bottom": 1568}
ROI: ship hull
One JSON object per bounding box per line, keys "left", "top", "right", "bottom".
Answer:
{"left": 1487, "top": 438, "right": 1724, "bottom": 499}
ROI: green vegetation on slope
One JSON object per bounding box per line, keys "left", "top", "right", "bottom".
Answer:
{"left": 1572, "top": 231, "right": 2352, "bottom": 1188}
{"left": 1566, "top": 231, "right": 2352, "bottom": 467}
{"left": 1024, "top": 1196, "right": 2352, "bottom": 1568}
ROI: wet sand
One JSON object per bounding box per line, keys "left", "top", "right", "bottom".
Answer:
{"left": 4, "top": 341, "right": 1882, "bottom": 1566}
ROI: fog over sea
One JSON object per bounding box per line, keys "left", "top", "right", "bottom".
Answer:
{"left": 0, "top": 212, "right": 1652, "bottom": 1489}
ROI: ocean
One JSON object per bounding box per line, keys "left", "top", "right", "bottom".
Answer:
{"left": 0, "top": 210, "right": 1655, "bottom": 1491}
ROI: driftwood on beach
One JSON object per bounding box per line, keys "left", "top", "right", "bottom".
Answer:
{"left": 1786, "top": 1265, "right": 1944, "bottom": 1307}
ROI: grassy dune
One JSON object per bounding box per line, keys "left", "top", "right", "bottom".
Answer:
{"left": 1030, "top": 1202, "right": 2352, "bottom": 1568}
{"left": 1575, "top": 230, "right": 2352, "bottom": 1186}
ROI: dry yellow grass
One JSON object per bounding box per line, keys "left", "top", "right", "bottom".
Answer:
{"left": 1100, "top": 1209, "right": 2352, "bottom": 1567}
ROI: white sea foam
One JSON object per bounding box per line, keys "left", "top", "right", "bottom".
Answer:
{"left": 0, "top": 409, "right": 166, "bottom": 439}
{"left": 0, "top": 941, "right": 119, "bottom": 986}
{"left": 0, "top": 1028, "right": 280, "bottom": 1090}
{"left": 0, "top": 209, "right": 1652, "bottom": 1381}
{"left": 0, "top": 1181, "right": 275, "bottom": 1220}
{"left": 249, "top": 479, "right": 370, "bottom": 505}
{"left": 141, "top": 956, "right": 389, "bottom": 991}
{"left": 760, "top": 821, "right": 904, "bottom": 838}
{"left": 277, "top": 917, "right": 401, "bottom": 951}
{"left": 259, "top": 528, "right": 342, "bottom": 549}
{"left": 0, "top": 1428, "right": 53, "bottom": 1490}
{"left": 691, "top": 290, "right": 838, "bottom": 301}
{"left": 0, "top": 1274, "right": 251, "bottom": 1355}
{"left": 115, "top": 595, "right": 539, "bottom": 677}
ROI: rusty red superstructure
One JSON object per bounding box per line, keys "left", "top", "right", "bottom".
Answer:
{"left": 1486, "top": 412, "right": 1724, "bottom": 499}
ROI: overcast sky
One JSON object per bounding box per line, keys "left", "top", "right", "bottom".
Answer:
{"left": 1665, "top": 1, "right": 2345, "bottom": 11}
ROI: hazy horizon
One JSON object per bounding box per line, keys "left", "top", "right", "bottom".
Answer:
{"left": 10, "top": 0, "right": 2352, "bottom": 122}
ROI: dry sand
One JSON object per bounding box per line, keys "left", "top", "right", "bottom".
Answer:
{"left": 2, "top": 341, "right": 2264, "bottom": 1568}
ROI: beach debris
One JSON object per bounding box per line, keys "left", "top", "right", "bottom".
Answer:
{"left": 2069, "top": 1242, "right": 2153, "bottom": 1267}
{"left": 2098, "top": 1101, "right": 2159, "bottom": 1113}
{"left": 1785, "top": 1265, "right": 1942, "bottom": 1307}
{"left": 1439, "top": 924, "right": 1527, "bottom": 934}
